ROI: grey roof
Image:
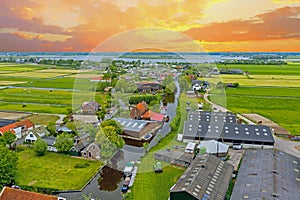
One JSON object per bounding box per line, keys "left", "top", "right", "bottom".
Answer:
{"left": 75, "top": 133, "right": 89, "bottom": 140}
{"left": 56, "top": 126, "right": 73, "bottom": 133}
{"left": 42, "top": 136, "right": 56, "bottom": 146}
{"left": 188, "top": 111, "right": 236, "bottom": 123}
{"left": 0, "top": 119, "right": 15, "bottom": 127}
{"left": 114, "top": 118, "right": 149, "bottom": 132}
{"left": 170, "top": 154, "right": 234, "bottom": 200}
{"left": 231, "top": 149, "right": 300, "bottom": 200}
{"left": 198, "top": 140, "right": 229, "bottom": 154}
{"left": 72, "top": 141, "right": 89, "bottom": 152}
{"left": 183, "top": 121, "right": 275, "bottom": 144}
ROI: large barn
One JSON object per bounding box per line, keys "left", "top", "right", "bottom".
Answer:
{"left": 183, "top": 111, "right": 275, "bottom": 148}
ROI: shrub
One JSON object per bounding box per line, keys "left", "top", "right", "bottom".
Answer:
{"left": 74, "top": 162, "right": 90, "bottom": 169}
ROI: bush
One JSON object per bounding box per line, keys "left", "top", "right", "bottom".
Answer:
{"left": 74, "top": 162, "right": 90, "bottom": 169}
{"left": 33, "top": 138, "right": 48, "bottom": 156}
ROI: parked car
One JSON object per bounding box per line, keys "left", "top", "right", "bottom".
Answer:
{"left": 124, "top": 161, "right": 135, "bottom": 177}
{"left": 233, "top": 144, "right": 242, "bottom": 150}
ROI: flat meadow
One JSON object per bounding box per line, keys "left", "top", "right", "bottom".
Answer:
{"left": 210, "top": 63, "right": 300, "bottom": 136}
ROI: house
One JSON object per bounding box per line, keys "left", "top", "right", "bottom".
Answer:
{"left": 170, "top": 154, "right": 233, "bottom": 200}
{"left": 74, "top": 133, "right": 90, "bottom": 144}
{"left": 130, "top": 101, "right": 166, "bottom": 122}
{"left": 0, "top": 119, "right": 34, "bottom": 139}
{"left": 24, "top": 126, "right": 49, "bottom": 143}
{"left": 114, "top": 118, "right": 162, "bottom": 139}
{"left": 197, "top": 140, "right": 229, "bottom": 157}
{"left": 231, "top": 149, "right": 300, "bottom": 200}
{"left": 80, "top": 101, "right": 100, "bottom": 114}
{"left": 130, "top": 101, "right": 148, "bottom": 119}
{"left": 24, "top": 132, "right": 40, "bottom": 143}
{"left": 69, "top": 141, "right": 89, "bottom": 156}
{"left": 0, "top": 186, "right": 63, "bottom": 200}
{"left": 154, "top": 149, "right": 194, "bottom": 167}
{"left": 81, "top": 142, "right": 101, "bottom": 159}
{"left": 42, "top": 136, "right": 58, "bottom": 152}
{"left": 137, "top": 82, "right": 162, "bottom": 92}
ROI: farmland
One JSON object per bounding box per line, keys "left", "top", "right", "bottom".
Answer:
{"left": 0, "top": 63, "right": 107, "bottom": 114}
{"left": 209, "top": 63, "right": 300, "bottom": 136}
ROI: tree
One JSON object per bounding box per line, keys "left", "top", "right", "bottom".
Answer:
{"left": 0, "top": 145, "right": 18, "bottom": 188}
{"left": 165, "top": 82, "right": 176, "bottom": 95}
{"left": 100, "top": 119, "right": 122, "bottom": 135}
{"left": 162, "top": 75, "right": 173, "bottom": 89}
{"left": 46, "top": 122, "right": 56, "bottom": 136}
{"left": 0, "top": 131, "right": 16, "bottom": 149}
{"left": 95, "top": 129, "right": 118, "bottom": 159}
{"left": 33, "top": 138, "right": 47, "bottom": 156}
{"left": 179, "top": 76, "right": 191, "bottom": 92}
{"left": 102, "top": 126, "right": 125, "bottom": 148}
{"left": 54, "top": 133, "right": 73, "bottom": 153}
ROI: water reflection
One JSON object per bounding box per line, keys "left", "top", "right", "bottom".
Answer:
{"left": 98, "top": 166, "right": 123, "bottom": 192}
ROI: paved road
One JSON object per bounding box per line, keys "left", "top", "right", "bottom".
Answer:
{"left": 204, "top": 90, "right": 300, "bottom": 158}
{"left": 274, "top": 137, "right": 300, "bottom": 158}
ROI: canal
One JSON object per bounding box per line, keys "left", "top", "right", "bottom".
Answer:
{"left": 58, "top": 77, "right": 180, "bottom": 200}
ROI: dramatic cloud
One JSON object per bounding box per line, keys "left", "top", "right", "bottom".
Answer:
{"left": 184, "top": 6, "right": 300, "bottom": 42}
{"left": 0, "top": 0, "right": 299, "bottom": 52}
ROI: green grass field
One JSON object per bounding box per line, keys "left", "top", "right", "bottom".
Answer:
{"left": 211, "top": 86, "right": 300, "bottom": 135}
{"left": 216, "top": 63, "right": 300, "bottom": 75}
{"left": 129, "top": 166, "right": 184, "bottom": 200}
{"left": 26, "top": 114, "right": 59, "bottom": 125}
{"left": 15, "top": 149, "right": 102, "bottom": 190}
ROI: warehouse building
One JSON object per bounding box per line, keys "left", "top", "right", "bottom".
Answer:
{"left": 231, "top": 149, "right": 300, "bottom": 200}
{"left": 170, "top": 154, "right": 233, "bottom": 200}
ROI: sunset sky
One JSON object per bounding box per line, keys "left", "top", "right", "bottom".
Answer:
{"left": 0, "top": 0, "right": 299, "bottom": 52}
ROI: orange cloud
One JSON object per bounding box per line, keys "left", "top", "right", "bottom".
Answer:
{"left": 184, "top": 6, "right": 300, "bottom": 43}
{"left": 0, "top": 0, "right": 300, "bottom": 52}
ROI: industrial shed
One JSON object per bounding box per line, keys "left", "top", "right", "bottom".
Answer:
{"left": 183, "top": 121, "right": 275, "bottom": 148}
{"left": 170, "top": 154, "right": 234, "bottom": 200}
{"left": 231, "top": 149, "right": 300, "bottom": 200}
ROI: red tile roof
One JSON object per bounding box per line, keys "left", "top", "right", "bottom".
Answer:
{"left": 143, "top": 110, "right": 165, "bottom": 122}
{"left": 0, "top": 187, "right": 58, "bottom": 200}
{"left": 0, "top": 119, "right": 34, "bottom": 134}
{"left": 136, "top": 101, "right": 148, "bottom": 114}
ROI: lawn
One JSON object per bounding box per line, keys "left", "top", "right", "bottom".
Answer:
{"left": 26, "top": 114, "right": 59, "bottom": 125}
{"left": 129, "top": 165, "right": 184, "bottom": 200}
{"left": 15, "top": 149, "right": 102, "bottom": 191}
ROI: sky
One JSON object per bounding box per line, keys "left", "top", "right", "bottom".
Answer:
{"left": 0, "top": 0, "right": 299, "bottom": 52}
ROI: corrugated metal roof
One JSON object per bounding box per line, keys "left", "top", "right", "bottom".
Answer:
{"left": 170, "top": 154, "right": 233, "bottom": 200}
{"left": 114, "top": 118, "right": 149, "bottom": 132}
{"left": 183, "top": 121, "right": 274, "bottom": 143}
{"left": 231, "top": 149, "right": 300, "bottom": 200}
